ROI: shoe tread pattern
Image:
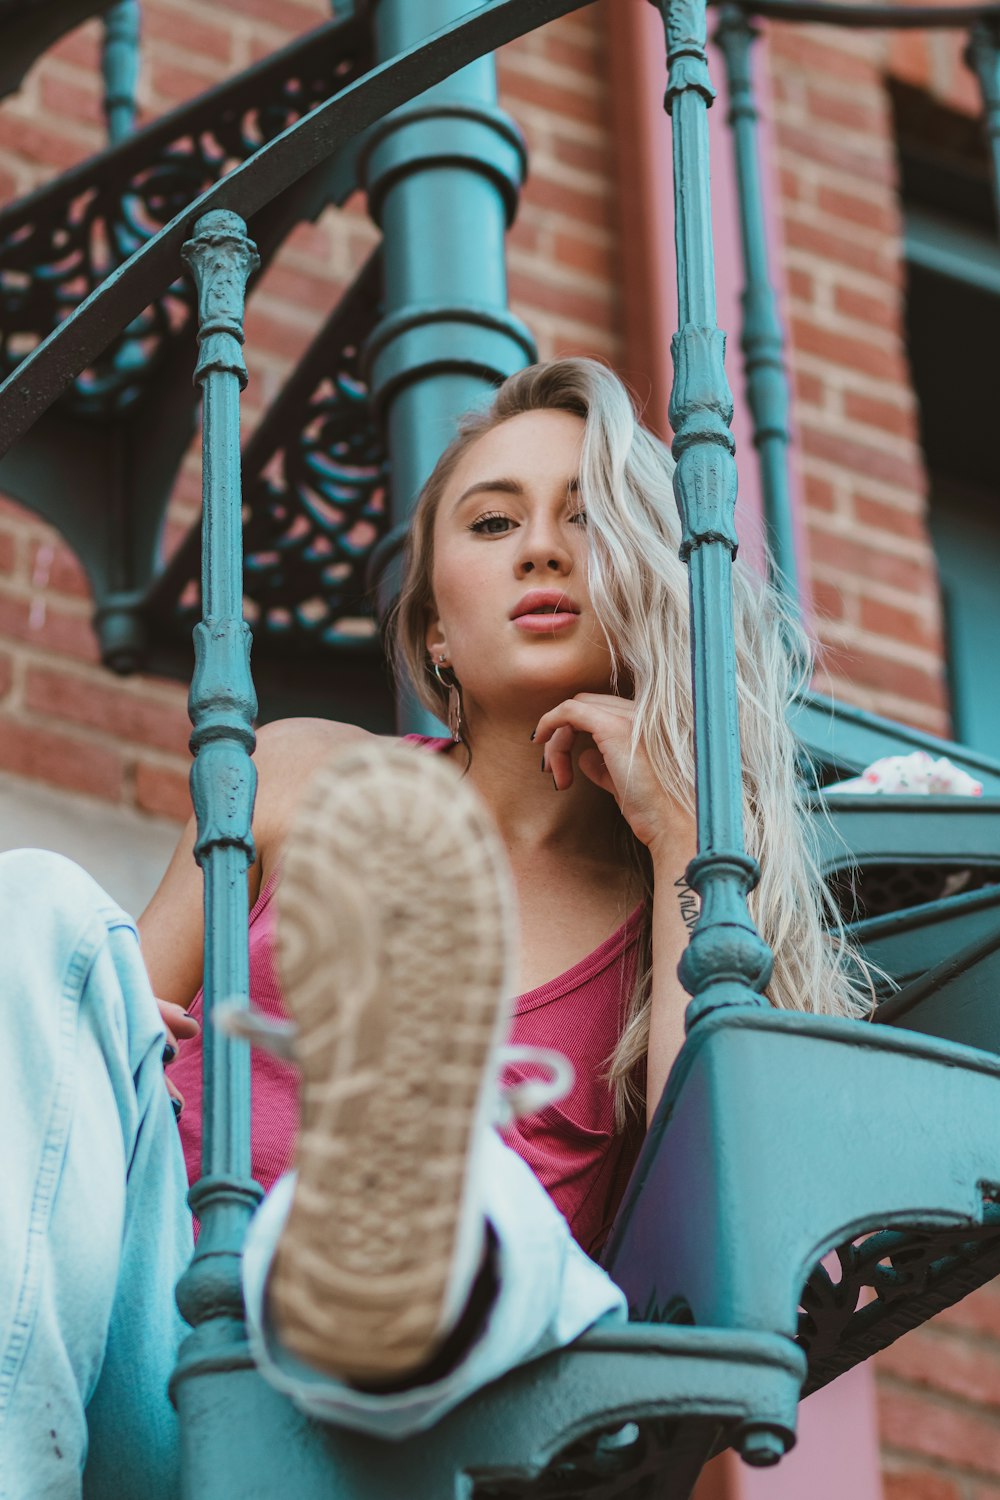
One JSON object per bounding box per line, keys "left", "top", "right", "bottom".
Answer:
{"left": 269, "top": 741, "right": 515, "bottom": 1383}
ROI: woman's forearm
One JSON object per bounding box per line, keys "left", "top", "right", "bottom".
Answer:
{"left": 645, "top": 836, "right": 698, "bottom": 1130}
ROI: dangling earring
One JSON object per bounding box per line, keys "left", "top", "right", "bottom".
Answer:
{"left": 432, "top": 657, "right": 463, "bottom": 743}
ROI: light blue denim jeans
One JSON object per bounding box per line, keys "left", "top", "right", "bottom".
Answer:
{"left": 0, "top": 849, "right": 626, "bottom": 1498}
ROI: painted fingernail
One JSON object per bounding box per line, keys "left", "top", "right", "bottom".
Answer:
{"left": 162, "top": 1043, "right": 177, "bottom": 1065}
{"left": 540, "top": 755, "right": 546, "bottom": 772}
{"left": 171, "top": 1095, "right": 183, "bottom": 1121}
{"left": 529, "top": 730, "right": 536, "bottom": 741}
{"left": 551, "top": 775, "right": 559, "bottom": 792}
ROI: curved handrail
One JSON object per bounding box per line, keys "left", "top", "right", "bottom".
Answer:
{"left": 719, "top": 0, "right": 1000, "bottom": 27}
{"left": 0, "top": 11, "right": 368, "bottom": 236}
{"left": 0, "top": 0, "right": 591, "bottom": 459}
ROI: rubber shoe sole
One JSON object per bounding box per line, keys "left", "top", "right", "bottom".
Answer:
{"left": 267, "top": 740, "right": 516, "bottom": 1385}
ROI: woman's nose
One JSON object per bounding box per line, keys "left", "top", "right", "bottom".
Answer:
{"left": 514, "top": 531, "right": 573, "bottom": 578}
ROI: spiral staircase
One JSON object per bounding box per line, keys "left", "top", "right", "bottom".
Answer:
{"left": 2, "top": 2, "right": 1000, "bottom": 1496}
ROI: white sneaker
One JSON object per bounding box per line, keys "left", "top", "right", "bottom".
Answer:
{"left": 221, "top": 741, "right": 569, "bottom": 1386}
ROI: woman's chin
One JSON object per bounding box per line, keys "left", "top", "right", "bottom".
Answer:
{"left": 494, "top": 663, "right": 616, "bottom": 706}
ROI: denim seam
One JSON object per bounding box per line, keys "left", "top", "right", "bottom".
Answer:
{"left": 0, "top": 912, "right": 106, "bottom": 1452}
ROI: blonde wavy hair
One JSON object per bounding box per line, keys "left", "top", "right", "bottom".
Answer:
{"left": 387, "top": 357, "right": 872, "bottom": 1128}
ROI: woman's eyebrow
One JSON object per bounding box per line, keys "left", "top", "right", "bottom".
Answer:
{"left": 449, "top": 477, "right": 523, "bottom": 515}
{"left": 449, "top": 475, "right": 580, "bottom": 515}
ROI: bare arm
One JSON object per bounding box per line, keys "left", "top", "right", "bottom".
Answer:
{"left": 137, "top": 716, "right": 375, "bottom": 1009}
{"left": 645, "top": 844, "right": 698, "bottom": 1130}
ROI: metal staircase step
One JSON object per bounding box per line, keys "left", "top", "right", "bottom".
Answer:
{"left": 855, "top": 881, "right": 1000, "bottom": 991}
{"left": 791, "top": 690, "right": 1000, "bottom": 793}
{"left": 173, "top": 1322, "right": 806, "bottom": 1500}
{"left": 603, "top": 1009, "right": 1000, "bottom": 1408}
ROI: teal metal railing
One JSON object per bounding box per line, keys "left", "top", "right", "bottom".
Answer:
{"left": 714, "top": 2, "right": 799, "bottom": 615}
{"left": 172, "top": 210, "right": 262, "bottom": 1385}
{"left": 655, "top": 0, "right": 775, "bottom": 1037}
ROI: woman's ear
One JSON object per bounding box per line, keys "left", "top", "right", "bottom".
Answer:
{"left": 425, "top": 612, "right": 446, "bottom": 662}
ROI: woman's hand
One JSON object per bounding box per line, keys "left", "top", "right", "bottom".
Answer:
{"left": 158, "top": 997, "right": 200, "bottom": 1117}
{"left": 533, "top": 693, "right": 693, "bottom": 857}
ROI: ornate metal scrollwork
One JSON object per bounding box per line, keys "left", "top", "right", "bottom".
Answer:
{"left": 155, "top": 251, "right": 388, "bottom": 653}
{"left": 475, "top": 1419, "right": 708, "bottom": 1500}
{"left": 799, "top": 1198, "right": 1000, "bottom": 1395}
{"left": 0, "top": 12, "right": 371, "bottom": 418}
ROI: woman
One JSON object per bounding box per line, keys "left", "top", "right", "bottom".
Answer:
{"left": 0, "top": 358, "right": 868, "bottom": 1496}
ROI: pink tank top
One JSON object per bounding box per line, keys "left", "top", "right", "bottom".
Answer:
{"left": 173, "top": 735, "right": 646, "bottom": 1256}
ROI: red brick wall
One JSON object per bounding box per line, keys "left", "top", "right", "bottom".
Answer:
{"left": 764, "top": 17, "right": 950, "bottom": 737}
{"left": 0, "top": 0, "right": 623, "bottom": 823}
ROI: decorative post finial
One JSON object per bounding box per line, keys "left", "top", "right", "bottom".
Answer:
{"left": 662, "top": 0, "right": 717, "bottom": 111}
{"left": 182, "top": 209, "right": 260, "bottom": 393}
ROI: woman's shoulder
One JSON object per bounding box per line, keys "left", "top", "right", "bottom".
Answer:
{"left": 255, "top": 715, "right": 390, "bottom": 769}
{"left": 253, "top": 719, "right": 400, "bottom": 862}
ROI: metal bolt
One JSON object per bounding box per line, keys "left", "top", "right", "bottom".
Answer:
{"left": 739, "top": 1425, "right": 788, "bottom": 1468}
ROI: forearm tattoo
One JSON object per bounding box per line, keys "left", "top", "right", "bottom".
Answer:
{"left": 674, "top": 874, "right": 700, "bottom": 934}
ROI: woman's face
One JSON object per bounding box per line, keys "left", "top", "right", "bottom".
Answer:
{"left": 426, "top": 408, "right": 617, "bottom": 721}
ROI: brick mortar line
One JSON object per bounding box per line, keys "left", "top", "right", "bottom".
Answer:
{"left": 507, "top": 247, "right": 619, "bottom": 294}
{"left": 783, "top": 251, "right": 903, "bottom": 298}
{"left": 800, "top": 468, "right": 921, "bottom": 508}
{"left": 498, "top": 50, "right": 607, "bottom": 93}
{"left": 880, "top": 1442, "right": 993, "bottom": 1491}
{"left": 25, "top": 661, "right": 189, "bottom": 710}
{"left": 803, "top": 399, "right": 917, "bottom": 438}
{"left": 813, "top": 577, "right": 940, "bottom": 615}
{"left": 878, "top": 1367, "right": 1000, "bottom": 1422}
{"left": 8, "top": 699, "right": 189, "bottom": 758}
{"left": 815, "top": 634, "right": 944, "bottom": 679}
{"left": 800, "top": 466, "right": 926, "bottom": 510}
{"left": 815, "top": 678, "right": 946, "bottom": 724}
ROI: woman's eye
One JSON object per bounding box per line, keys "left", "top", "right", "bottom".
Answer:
{"left": 469, "top": 512, "right": 513, "bottom": 535}
{"left": 569, "top": 511, "right": 588, "bottom": 526}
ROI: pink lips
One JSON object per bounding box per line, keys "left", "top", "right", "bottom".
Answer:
{"left": 510, "top": 590, "right": 580, "bottom": 633}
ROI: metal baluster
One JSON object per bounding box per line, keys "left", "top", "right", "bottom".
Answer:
{"left": 654, "top": 0, "right": 774, "bottom": 1031}
{"left": 967, "top": 19, "right": 1000, "bottom": 231}
{"left": 101, "top": 1, "right": 141, "bottom": 146}
{"left": 173, "top": 210, "right": 262, "bottom": 1390}
{"left": 99, "top": 0, "right": 147, "bottom": 666}
{"left": 715, "top": 3, "right": 801, "bottom": 616}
